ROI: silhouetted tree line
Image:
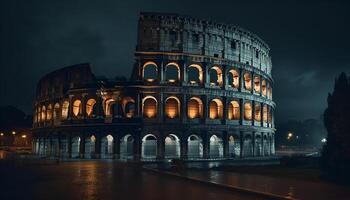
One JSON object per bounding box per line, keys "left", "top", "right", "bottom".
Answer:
{"left": 276, "top": 119, "right": 327, "bottom": 147}
{"left": 0, "top": 106, "right": 32, "bottom": 131}
{"left": 321, "top": 72, "right": 350, "bottom": 182}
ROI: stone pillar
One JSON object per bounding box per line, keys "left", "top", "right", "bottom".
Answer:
{"left": 181, "top": 94, "right": 187, "bottom": 123}
{"left": 68, "top": 95, "right": 73, "bottom": 120}
{"left": 68, "top": 133, "right": 72, "bottom": 158}
{"left": 96, "top": 96, "right": 103, "bottom": 119}
{"left": 240, "top": 99, "right": 244, "bottom": 125}
{"left": 81, "top": 94, "right": 87, "bottom": 119}
{"left": 158, "top": 93, "right": 164, "bottom": 123}
{"left": 180, "top": 135, "right": 188, "bottom": 160}
{"left": 240, "top": 131, "right": 244, "bottom": 158}
{"left": 95, "top": 134, "right": 101, "bottom": 159}
{"left": 133, "top": 133, "right": 142, "bottom": 161}
{"left": 252, "top": 132, "right": 256, "bottom": 157}
{"left": 222, "top": 97, "right": 228, "bottom": 123}
{"left": 113, "top": 134, "right": 120, "bottom": 159}
{"left": 157, "top": 133, "right": 165, "bottom": 160}
{"left": 202, "top": 132, "right": 209, "bottom": 159}
{"left": 80, "top": 135, "right": 85, "bottom": 159}
{"left": 261, "top": 133, "right": 265, "bottom": 157}
{"left": 223, "top": 131, "right": 229, "bottom": 158}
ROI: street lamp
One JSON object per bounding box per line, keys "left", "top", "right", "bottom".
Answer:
{"left": 287, "top": 132, "right": 293, "bottom": 140}
{"left": 21, "top": 134, "right": 27, "bottom": 138}
{"left": 12, "top": 131, "right": 16, "bottom": 135}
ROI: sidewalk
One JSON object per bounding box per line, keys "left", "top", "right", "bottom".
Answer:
{"left": 177, "top": 170, "right": 350, "bottom": 200}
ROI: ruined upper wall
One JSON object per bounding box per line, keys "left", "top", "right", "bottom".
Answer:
{"left": 136, "top": 12, "right": 272, "bottom": 75}
{"left": 36, "top": 63, "right": 96, "bottom": 100}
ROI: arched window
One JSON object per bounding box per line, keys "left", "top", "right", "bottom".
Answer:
{"left": 143, "top": 96, "right": 157, "bottom": 118}
{"left": 254, "top": 103, "right": 261, "bottom": 122}
{"left": 142, "top": 134, "right": 157, "bottom": 159}
{"left": 105, "top": 99, "right": 116, "bottom": 117}
{"left": 41, "top": 106, "right": 46, "bottom": 121}
{"left": 165, "top": 134, "right": 180, "bottom": 158}
{"left": 53, "top": 103, "right": 60, "bottom": 120}
{"left": 261, "top": 79, "right": 267, "bottom": 96}
{"left": 244, "top": 102, "right": 252, "bottom": 120}
{"left": 187, "top": 64, "right": 203, "bottom": 84}
{"left": 46, "top": 104, "right": 52, "bottom": 120}
{"left": 254, "top": 76, "right": 260, "bottom": 93}
{"left": 228, "top": 101, "right": 240, "bottom": 120}
{"left": 228, "top": 69, "right": 239, "bottom": 88}
{"left": 244, "top": 72, "right": 251, "bottom": 90}
{"left": 209, "top": 99, "right": 223, "bottom": 119}
{"left": 62, "top": 101, "right": 69, "bottom": 120}
{"left": 187, "top": 97, "right": 203, "bottom": 119}
{"left": 209, "top": 66, "right": 223, "bottom": 86}
{"left": 122, "top": 97, "right": 135, "bottom": 118}
{"left": 143, "top": 61, "right": 158, "bottom": 82}
{"left": 165, "top": 97, "right": 180, "bottom": 119}
{"left": 72, "top": 100, "right": 82, "bottom": 117}
{"left": 86, "top": 99, "right": 96, "bottom": 117}
{"left": 263, "top": 105, "right": 268, "bottom": 123}
{"left": 37, "top": 107, "right": 41, "bottom": 122}
{"left": 165, "top": 63, "right": 180, "bottom": 83}
{"left": 268, "top": 85, "right": 272, "bottom": 99}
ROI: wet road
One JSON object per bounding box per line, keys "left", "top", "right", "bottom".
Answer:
{"left": 0, "top": 161, "right": 264, "bottom": 200}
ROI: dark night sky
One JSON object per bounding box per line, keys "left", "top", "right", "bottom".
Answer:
{"left": 1, "top": 0, "right": 349, "bottom": 123}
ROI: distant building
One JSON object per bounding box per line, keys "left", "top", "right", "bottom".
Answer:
{"left": 32, "top": 12, "right": 275, "bottom": 160}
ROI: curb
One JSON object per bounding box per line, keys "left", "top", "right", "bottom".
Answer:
{"left": 143, "top": 167, "right": 297, "bottom": 200}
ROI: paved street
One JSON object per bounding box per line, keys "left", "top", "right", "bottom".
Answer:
{"left": 0, "top": 160, "right": 265, "bottom": 200}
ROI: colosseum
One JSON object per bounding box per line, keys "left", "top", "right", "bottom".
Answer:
{"left": 32, "top": 12, "right": 275, "bottom": 161}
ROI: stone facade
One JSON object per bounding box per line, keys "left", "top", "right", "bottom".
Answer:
{"left": 32, "top": 12, "right": 275, "bottom": 161}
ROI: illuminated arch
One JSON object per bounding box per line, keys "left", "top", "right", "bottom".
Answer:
{"left": 71, "top": 136, "right": 81, "bottom": 158}
{"left": 228, "top": 135, "right": 240, "bottom": 157}
{"left": 105, "top": 98, "right": 116, "bottom": 117}
{"left": 61, "top": 101, "right": 69, "bottom": 120}
{"left": 72, "top": 99, "right": 82, "bottom": 117}
{"left": 120, "top": 134, "right": 134, "bottom": 159}
{"left": 165, "top": 96, "right": 180, "bottom": 119}
{"left": 41, "top": 105, "right": 46, "bottom": 121}
{"left": 267, "top": 85, "right": 272, "bottom": 99}
{"left": 228, "top": 69, "right": 239, "bottom": 88}
{"left": 164, "top": 134, "right": 180, "bottom": 158}
{"left": 165, "top": 62, "right": 180, "bottom": 82}
{"left": 209, "top": 98, "right": 223, "bottom": 119}
{"left": 53, "top": 103, "right": 60, "bottom": 120}
{"left": 84, "top": 135, "right": 96, "bottom": 158}
{"left": 244, "top": 102, "right": 252, "bottom": 120}
{"left": 228, "top": 100, "right": 240, "bottom": 120}
{"left": 46, "top": 104, "right": 52, "bottom": 120}
{"left": 254, "top": 76, "right": 261, "bottom": 93}
{"left": 86, "top": 98, "right": 97, "bottom": 117}
{"left": 244, "top": 72, "right": 252, "bottom": 90}
{"left": 122, "top": 97, "right": 135, "bottom": 118}
{"left": 187, "top": 97, "right": 203, "bottom": 119}
{"left": 261, "top": 79, "right": 267, "bottom": 96}
{"left": 254, "top": 103, "right": 261, "bottom": 122}
{"left": 187, "top": 64, "right": 203, "bottom": 84}
{"left": 142, "top": 134, "right": 157, "bottom": 159}
{"left": 263, "top": 105, "right": 268, "bottom": 123}
{"left": 209, "top": 135, "right": 223, "bottom": 158}
{"left": 142, "top": 61, "right": 158, "bottom": 82}
{"left": 101, "top": 134, "right": 114, "bottom": 158}
{"left": 142, "top": 96, "right": 158, "bottom": 118}
{"left": 187, "top": 134, "right": 203, "bottom": 158}
{"left": 209, "top": 66, "right": 223, "bottom": 86}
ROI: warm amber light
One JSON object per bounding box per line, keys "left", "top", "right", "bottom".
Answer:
{"left": 0, "top": 133, "right": 4, "bottom": 136}
{"left": 188, "top": 98, "right": 202, "bottom": 119}
{"left": 143, "top": 97, "right": 157, "bottom": 118}
{"left": 146, "top": 78, "right": 155, "bottom": 82}
{"left": 73, "top": 100, "right": 82, "bottom": 117}
{"left": 168, "top": 79, "right": 176, "bottom": 83}
{"left": 86, "top": 99, "right": 96, "bottom": 117}
{"left": 21, "top": 134, "right": 27, "bottom": 138}
{"left": 12, "top": 131, "right": 16, "bottom": 135}
{"left": 255, "top": 104, "right": 261, "bottom": 121}
{"left": 209, "top": 99, "right": 223, "bottom": 119}
{"left": 244, "top": 102, "right": 252, "bottom": 120}
{"left": 165, "top": 98, "right": 179, "bottom": 118}
{"left": 244, "top": 73, "right": 251, "bottom": 90}
{"left": 190, "top": 80, "right": 197, "bottom": 84}
{"left": 228, "top": 101, "right": 240, "bottom": 120}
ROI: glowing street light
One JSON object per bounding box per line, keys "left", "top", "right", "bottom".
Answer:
{"left": 287, "top": 132, "right": 293, "bottom": 140}
{"left": 0, "top": 133, "right": 4, "bottom": 136}
{"left": 12, "top": 131, "right": 16, "bottom": 135}
{"left": 21, "top": 134, "right": 27, "bottom": 138}
{"left": 321, "top": 138, "right": 327, "bottom": 143}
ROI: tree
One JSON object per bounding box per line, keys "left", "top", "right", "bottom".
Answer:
{"left": 321, "top": 72, "right": 350, "bottom": 182}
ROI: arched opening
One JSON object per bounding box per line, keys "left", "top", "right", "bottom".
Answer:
{"left": 187, "top": 64, "right": 203, "bottom": 84}
{"left": 51, "top": 137, "right": 59, "bottom": 157}
{"left": 143, "top": 61, "right": 158, "bottom": 82}
{"left": 228, "top": 101, "right": 240, "bottom": 120}
{"left": 255, "top": 103, "right": 261, "bottom": 122}
{"left": 268, "top": 107, "right": 273, "bottom": 124}
{"left": 101, "top": 134, "right": 114, "bottom": 159}
{"left": 142, "top": 134, "right": 157, "bottom": 159}
{"left": 243, "top": 135, "right": 253, "bottom": 157}
{"left": 263, "top": 135, "right": 270, "bottom": 156}
{"left": 187, "top": 135, "right": 203, "bottom": 159}
{"left": 228, "top": 69, "right": 239, "bottom": 88}
{"left": 209, "top": 66, "right": 223, "bottom": 86}
{"left": 254, "top": 76, "right": 261, "bottom": 93}
{"left": 268, "top": 85, "right": 272, "bottom": 99}
{"left": 165, "top": 97, "right": 180, "bottom": 119}
{"left": 165, "top": 62, "right": 180, "bottom": 83}
{"left": 187, "top": 97, "right": 203, "bottom": 119}
{"left": 122, "top": 97, "right": 135, "bottom": 118}
{"left": 244, "top": 72, "right": 252, "bottom": 90}
{"left": 209, "top": 99, "right": 223, "bottom": 119}
{"left": 105, "top": 98, "right": 116, "bottom": 117}
{"left": 228, "top": 135, "right": 240, "bottom": 157}
{"left": 71, "top": 136, "right": 81, "bottom": 158}
{"left": 84, "top": 135, "right": 96, "bottom": 159}
{"left": 120, "top": 134, "right": 134, "bottom": 159}
{"left": 86, "top": 99, "right": 97, "bottom": 117}
{"left": 53, "top": 103, "right": 60, "bottom": 122}
{"left": 72, "top": 100, "right": 82, "bottom": 117}
{"left": 244, "top": 102, "right": 252, "bottom": 120}
{"left": 164, "top": 134, "right": 180, "bottom": 158}
{"left": 142, "top": 96, "right": 157, "bottom": 118}
{"left": 263, "top": 105, "right": 268, "bottom": 123}
{"left": 209, "top": 135, "right": 223, "bottom": 158}
{"left": 262, "top": 79, "right": 267, "bottom": 96}
{"left": 60, "top": 137, "right": 69, "bottom": 158}
{"left": 46, "top": 104, "right": 52, "bottom": 121}
{"left": 36, "top": 107, "right": 41, "bottom": 123}
{"left": 61, "top": 101, "right": 69, "bottom": 120}
{"left": 41, "top": 106, "right": 46, "bottom": 121}
{"left": 255, "top": 135, "right": 262, "bottom": 156}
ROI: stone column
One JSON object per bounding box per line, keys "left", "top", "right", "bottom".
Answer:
{"left": 223, "top": 131, "right": 229, "bottom": 158}
{"left": 68, "top": 133, "right": 72, "bottom": 158}
{"left": 180, "top": 134, "right": 188, "bottom": 160}
{"left": 133, "top": 133, "right": 142, "bottom": 161}
{"left": 95, "top": 134, "right": 101, "bottom": 159}
{"left": 181, "top": 94, "right": 187, "bottom": 123}
{"left": 80, "top": 134, "right": 85, "bottom": 159}
{"left": 261, "top": 133, "right": 265, "bottom": 157}
{"left": 240, "top": 131, "right": 244, "bottom": 158}
{"left": 252, "top": 132, "right": 256, "bottom": 157}
{"left": 157, "top": 133, "right": 165, "bottom": 160}
{"left": 113, "top": 133, "right": 120, "bottom": 159}
{"left": 202, "top": 132, "right": 209, "bottom": 159}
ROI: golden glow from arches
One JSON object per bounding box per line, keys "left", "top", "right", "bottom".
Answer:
{"left": 188, "top": 64, "right": 203, "bottom": 84}
{"left": 209, "top": 98, "right": 223, "bottom": 119}
{"left": 228, "top": 100, "right": 240, "bottom": 120}
{"left": 142, "top": 96, "right": 157, "bottom": 118}
{"left": 122, "top": 97, "right": 135, "bottom": 118}
{"left": 142, "top": 61, "right": 158, "bottom": 81}
{"left": 53, "top": 103, "right": 60, "bottom": 120}
{"left": 165, "top": 62, "right": 180, "bottom": 82}
{"left": 209, "top": 66, "right": 223, "bottom": 86}
{"left": 165, "top": 96, "right": 180, "bottom": 119}
{"left": 105, "top": 98, "right": 116, "bottom": 117}
{"left": 62, "top": 101, "right": 69, "bottom": 120}
{"left": 254, "top": 76, "right": 261, "bottom": 93}
{"left": 263, "top": 105, "right": 268, "bottom": 123}
{"left": 228, "top": 69, "right": 239, "bottom": 88}
{"left": 41, "top": 106, "right": 46, "bottom": 121}
{"left": 86, "top": 99, "right": 96, "bottom": 117}
{"left": 187, "top": 97, "right": 203, "bottom": 119}
{"left": 254, "top": 103, "right": 261, "bottom": 122}
{"left": 262, "top": 79, "right": 267, "bottom": 96}
{"left": 244, "top": 102, "right": 252, "bottom": 120}
{"left": 46, "top": 104, "right": 52, "bottom": 120}
{"left": 244, "top": 72, "right": 252, "bottom": 90}
{"left": 72, "top": 100, "right": 82, "bottom": 117}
